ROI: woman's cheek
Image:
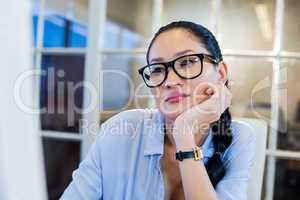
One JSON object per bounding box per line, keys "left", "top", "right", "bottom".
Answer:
{"left": 150, "top": 88, "right": 160, "bottom": 103}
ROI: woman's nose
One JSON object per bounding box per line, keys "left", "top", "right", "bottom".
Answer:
{"left": 164, "top": 68, "right": 183, "bottom": 88}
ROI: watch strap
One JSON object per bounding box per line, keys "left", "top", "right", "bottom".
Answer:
{"left": 175, "top": 146, "right": 203, "bottom": 161}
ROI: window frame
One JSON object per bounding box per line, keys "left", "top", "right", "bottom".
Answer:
{"left": 33, "top": 1, "right": 300, "bottom": 200}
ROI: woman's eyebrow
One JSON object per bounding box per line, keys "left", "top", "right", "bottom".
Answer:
{"left": 150, "top": 49, "right": 195, "bottom": 64}
{"left": 150, "top": 57, "right": 164, "bottom": 63}
{"left": 174, "top": 49, "right": 194, "bottom": 57}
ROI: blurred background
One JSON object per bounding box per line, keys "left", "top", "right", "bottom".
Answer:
{"left": 1, "top": 0, "right": 300, "bottom": 199}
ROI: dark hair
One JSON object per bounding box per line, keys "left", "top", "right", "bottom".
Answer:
{"left": 146, "top": 21, "right": 233, "bottom": 187}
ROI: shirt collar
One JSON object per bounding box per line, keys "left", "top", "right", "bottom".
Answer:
{"left": 143, "top": 108, "right": 215, "bottom": 159}
{"left": 143, "top": 109, "right": 165, "bottom": 156}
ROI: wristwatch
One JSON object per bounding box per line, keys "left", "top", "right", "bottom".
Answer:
{"left": 175, "top": 146, "right": 203, "bottom": 161}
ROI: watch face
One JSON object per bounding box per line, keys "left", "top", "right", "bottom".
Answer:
{"left": 194, "top": 147, "right": 203, "bottom": 161}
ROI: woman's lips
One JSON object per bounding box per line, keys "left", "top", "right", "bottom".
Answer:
{"left": 165, "top": 92, "right": 189, "bottom": 103}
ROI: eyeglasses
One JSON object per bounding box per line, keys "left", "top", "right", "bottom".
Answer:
{"left": 138, "top": 53, "right": 219, "bottom": 88}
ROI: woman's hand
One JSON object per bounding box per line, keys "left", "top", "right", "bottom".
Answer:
{"left": 172, "top": 82, "right": 232, "bottom": 150}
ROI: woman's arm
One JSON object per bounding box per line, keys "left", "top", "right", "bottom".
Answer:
{"left": 172, "top": 83, "right": 231, "bottom": 200}
{"left": 174, "top": 134, "right": 219, "bottom": 200}
{"left": 179, "top": 159, "right": 218, "bottom": 200}
{"left": 174, "top": 121, "right": 256, "bottom": 200}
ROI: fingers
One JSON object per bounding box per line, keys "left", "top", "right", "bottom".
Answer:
{"left": 175, "top": 82, "right": 233, "bottom": 133}
{"left": 194, "top": 82, "right": 214, "bottom": 95}
{"left": 191, "top": 82, "right": 232, "bottom": 114}
{"left": 204, "top": 87, "right": 214, "bottom": 96}
{"left": 192, "top": 82, "right": 215, "bottom": 105}
{"left": 199, "top": 82, "right": 232, "bottom": 115}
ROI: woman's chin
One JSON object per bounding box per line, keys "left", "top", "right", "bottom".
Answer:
{"left": 158, "top": 102, "right": 188, "bottom": 121}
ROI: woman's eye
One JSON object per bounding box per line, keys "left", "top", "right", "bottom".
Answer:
{"left": 179, "top": 57, "right": 198, "bottom": 67}
{"left": 151, "top": 69, "right": 163, "bottom": 75}
{"left": 150, "top": 66, "right": 164, "bottom": 74}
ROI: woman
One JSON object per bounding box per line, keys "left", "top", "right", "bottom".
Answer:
{"left": 61, "top": 21, "right": 256, "bottom": 200}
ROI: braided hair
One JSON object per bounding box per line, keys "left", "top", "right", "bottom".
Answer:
{"left": 146, "top": 21, "right": 233, "bottom": 187}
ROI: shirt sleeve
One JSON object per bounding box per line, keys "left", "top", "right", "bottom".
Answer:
{"left": 215, "top": 123, "right": 256, "bottom": 200}
{"left": 60, "top": 133, "right": 103, "bottom": 200}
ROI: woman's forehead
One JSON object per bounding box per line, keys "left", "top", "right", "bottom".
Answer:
{"left": 148, "top": 29, "right": 209, "bottom": 62}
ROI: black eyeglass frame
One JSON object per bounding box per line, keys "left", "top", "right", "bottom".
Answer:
{"left": 138, "top": 53, "right": 219, "bottom": 88}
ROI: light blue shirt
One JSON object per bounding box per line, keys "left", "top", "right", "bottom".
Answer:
{"left": 61, "top": 108, "right": 256, "bottom": 200}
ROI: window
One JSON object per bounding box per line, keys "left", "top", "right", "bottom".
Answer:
{"left": 32, "top": 0, "right": 300, "bottom": 199}
{"left": 32, "top": 0, "right": 88, "bottom": 198}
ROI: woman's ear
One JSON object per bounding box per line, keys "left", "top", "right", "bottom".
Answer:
{"left": 217, "top": 61, "right": 228, "bottom": 84}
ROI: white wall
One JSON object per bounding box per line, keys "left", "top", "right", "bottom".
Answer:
{"left": 0, "top": 0, "right": 47, "bottom": 199}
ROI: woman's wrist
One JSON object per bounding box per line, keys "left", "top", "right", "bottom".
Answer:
{"left": 176, "top": 143, "right": 197, "bottom": 152}
{"left": 173, "top": 129, "right": 209, "bottom": 151}
{"left": 173, "top": 135, "right": 197, "bottom": 151}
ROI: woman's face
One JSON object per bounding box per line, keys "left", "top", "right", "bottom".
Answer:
{"left": 148, "top": 29, "right": 228, "bottom": 121}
